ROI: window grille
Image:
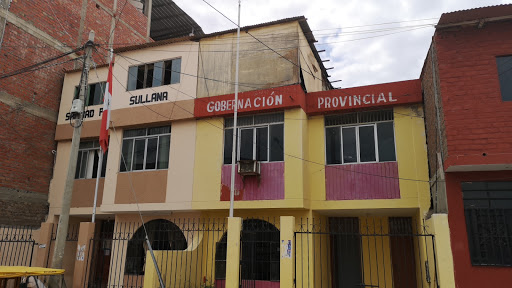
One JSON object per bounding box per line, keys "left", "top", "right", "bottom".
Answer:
{"left": 224, "top": 112, "right": 284, "bottom": 128}
{"left": 325, "top": 110, "right": 393, "bottom": 127}
{"left": 463, "top": 181, "right": 512, "bottom": 266}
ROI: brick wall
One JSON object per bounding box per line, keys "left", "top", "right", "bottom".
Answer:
{"left": 0, "top": 0, "right": 148, "bottom": 226}
{"left": 421, "top": 43, "right": 448, "bottom": 179}
{"left": 434, "top": 21, "right": 512, "bottom": 168}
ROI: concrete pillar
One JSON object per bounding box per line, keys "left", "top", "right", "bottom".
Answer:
{"left": 280, "top": 216, "right": 295, "bottom": 287}
{"left": 72, "top": 222, "right": 96, "bottom": 288}
{"left": 225, "top": 217, "right": 242, "bottom": 288}
{"left": 429, "top": 214, "right": 455, "bottom": 287}
{"left": 34, "top": 222, "right": 54, "bottom": 267}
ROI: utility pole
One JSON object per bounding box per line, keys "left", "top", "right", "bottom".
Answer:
{"left": 49, "top": 31, "right": 94, "bottom": 287}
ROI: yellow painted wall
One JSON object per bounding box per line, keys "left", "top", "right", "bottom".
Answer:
{"left": 306, "top": 115, "right": 326, "bottom": 203}
{"left": 192, "top": 118, "right": 224, "bottom": 207}
{"left": 394, "top": 105, "right": 431, "bottom": 214}
{"left": 307, "top": 105, "right": 431, "bottom": 213}
{"left": 284, "top": 108, "right": 307, "bottom": 204}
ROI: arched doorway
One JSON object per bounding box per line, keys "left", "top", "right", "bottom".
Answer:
{"left": 215, "top": 219, "right": 280, "bottom": 287}
{"left": 124, "top": 219, "right": 187, "bottom": 276}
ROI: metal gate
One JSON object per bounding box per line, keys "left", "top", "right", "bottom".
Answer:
{"left": 239, "top": 218, "right": 280, "bottom": 288}
{"left": 0, "top": 226, "right": 36, "bottom": 266}
{"left": 294, "top": 217, "right": 440, "bottom": 288}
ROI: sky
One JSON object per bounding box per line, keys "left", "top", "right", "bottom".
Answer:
{"left": 174, "top": 0, "right": 509, "bottom": 88}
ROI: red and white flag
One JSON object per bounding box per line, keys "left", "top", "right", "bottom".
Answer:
{"left": 99, "top": 57, "right": 114, "bottom": 152}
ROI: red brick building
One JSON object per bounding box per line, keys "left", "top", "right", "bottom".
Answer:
{"left": 422, "top": 5, "right": 512, "bottom": 287}
{"left": 0, "top": 0, "right": 148, "bottom": 226}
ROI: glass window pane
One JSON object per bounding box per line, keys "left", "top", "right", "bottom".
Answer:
{"left": 377, "top": 122, "right": 396, "bottom": 162}
{"left": 79, "top": 151, "right": 89, "bottom": 179}
{"left": 359, "top": 126, "right": 376, "bottom": 162}
{"left": 145, "top": 63, "right": 154, "bottom": 88}
{"left": 256, "top": 127, "right": 268, "bottom": 161}
{"left": 269, "top": 124, "right": 284, "bottom": 161}
{"left": 148, "top": 126, "right": 170, "bottom": 135}
{"left": 326, "top": 127, "right": 341, "bottom": 164}
{"left": 92, "top": 150, "right": 100, "bottom": 178}
{"left": 145, "top": 138, "right": 158, "bottom": 169}
{"left": 79, "top": 141, "right": 94, "bottom": 149}
{"left": 93, "top": 83, "right": 104, "bottom": 105}
{"left": 128, "top": 66, "right": 138, "bottom": 91}
{"left": 157, "top": 135, "right": 170, "bottom": 169}
{"left": 171, "top": 58, "right": 181, "bottom": 84}
{"left": 240, "top": 129, "right": 254, "bottom": 161}
{"left": 121, "top": 139, "right": 134, "bottom": 172}
{"left": 153, "top": 62, "right": 164, "bottom": 87}
{"left": 75, "top": 151, "right": 83, "bottom": 179}
{"left": 85, "top": 83, "right": 94, "bottom": 106}
{"left": 74, "top": 86, "right": 79, "bottom": 99}
{"left": 224, "top": 129, "right": 233, "bottom": 164}
{"left": 342, "top": 127, "right": 357, "bottom": 163}
{"left": 136, "top": 65, "right": 145, "bottom": 89}
{"left": 497, "top": 56, "right": 512, "bottom": 101}
{"left": 124, "top": 128, "right": 146, "bottom": 138}
{"left": 101, "top": 151, "right": 108, "bottom": 177}
{"left": 133, "top": 139, "right": 146, "bottom": 170}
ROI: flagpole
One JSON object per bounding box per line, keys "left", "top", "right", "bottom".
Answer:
{"left": 91, "top": 150, "right": 103, "bottom": 223}
{"left": 229, "top": 0, "right": 241, "bottom": 218}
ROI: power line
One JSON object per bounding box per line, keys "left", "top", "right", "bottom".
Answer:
{"left": 0, "top": 47, "right": 84, "bottom": 80}
{"left": 94, "top": 49, "right": 431, "bottom": 183}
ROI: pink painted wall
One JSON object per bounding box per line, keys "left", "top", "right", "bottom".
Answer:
{"left": 220, "top": 162, "right": 284, "bottom": 201}
{"left": 325, "top": 162, "right": 400, "bottom": 200}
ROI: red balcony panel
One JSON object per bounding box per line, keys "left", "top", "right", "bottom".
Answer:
{"left": 325, "top": 162, "right": 400, "bottom": 200}
{"left": 221, "top": 162, "right": 285, "bottom": 201}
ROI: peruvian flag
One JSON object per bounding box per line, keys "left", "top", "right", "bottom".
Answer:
{"left": 99, "top": 58, "right": 113, "bottom": 152}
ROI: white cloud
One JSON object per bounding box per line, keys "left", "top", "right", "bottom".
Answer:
{"left": 175, "top": 0, "right": 508, "bottom": 87}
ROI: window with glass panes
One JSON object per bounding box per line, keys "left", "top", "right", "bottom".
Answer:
{"left": 75, "top": 141, "right": 107, "bottom": 179}
{"left": 223, "top": 113, "right": 284, "bottom": 164}
{"left": 120, "top": 126, "right": 171, "bottom": 172}
{"left": 74, "top": 82, "right": 106, "bottom": 106}
{"left": 127, "top": 58, "right": 181, "bottom": 91}
{"left": 325, "top": 110, "right": 396, "bottom": 165}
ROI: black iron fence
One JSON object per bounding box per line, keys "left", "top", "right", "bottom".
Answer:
{"left": 84, "top": 218, "right": 227, "bottom": 288}
{"left": 238, "top": 218, "right": 280, "bottom": 288}
{"left": 0, "top": 225, "right": 36, "bottom": 266}
{"left": 295, "top": 217, "right": 440, "bottom": 288}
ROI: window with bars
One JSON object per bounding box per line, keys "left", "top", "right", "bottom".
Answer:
{"left": 120, "top": 126, "right": 171, "bottom": 172}
{"left": 223, "top": 113, "right": 284, "bottom": 164}
{"left": 127, "top": 58, "right": 181, "bottom": 91}
{"left": 75, "top": 141, "right": 107, "bottom": 179}
{"left": 463, "top": 181, "right": 512, "bottom": 266}
{"left": 325, "top": 110, "right": 396, "bottom": 165}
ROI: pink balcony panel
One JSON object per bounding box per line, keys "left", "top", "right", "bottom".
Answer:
{"left": 220, "top": 162, "right": 285, "bottom": 201}
{"left": 325, "top": 162, "right": 400, "bottom": 200}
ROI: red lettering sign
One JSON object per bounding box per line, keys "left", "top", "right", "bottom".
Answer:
{"left": 194, "top": 85, "right": 306, "bottom": 118}
{"left": 306, "top": 79, "right": 422, "bottom": 114}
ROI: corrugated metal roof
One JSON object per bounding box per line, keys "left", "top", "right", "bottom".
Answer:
{"left": 437, "top": 4, "right": 512, "bottom": 26}
{"left": 150, "top": 0, "right": 204, "bottom": 41}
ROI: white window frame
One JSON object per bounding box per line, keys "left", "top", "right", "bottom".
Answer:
{"left": 326, "top": 121, "right": 396, "bottom": 165}
{"left": 127, "top": 57, "right": 181, "bottom": 91}
{"left": 224, "top": 113, "right": 285, "bottom": 164}
{"left": 236, "top": 124, "right": 278, "bottom": 163}
{"left": 120, "top": 127, "right": 171, "bottom": 172}
{"left": 76, "top": 141, "right": 106, "bottom": 179}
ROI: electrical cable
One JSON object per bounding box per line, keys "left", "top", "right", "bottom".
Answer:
{"left": 93, "top": 48, "right": 432, "bottom": 183}
{"left": 0, "top": 47, "right": 84, "bottom": 80}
